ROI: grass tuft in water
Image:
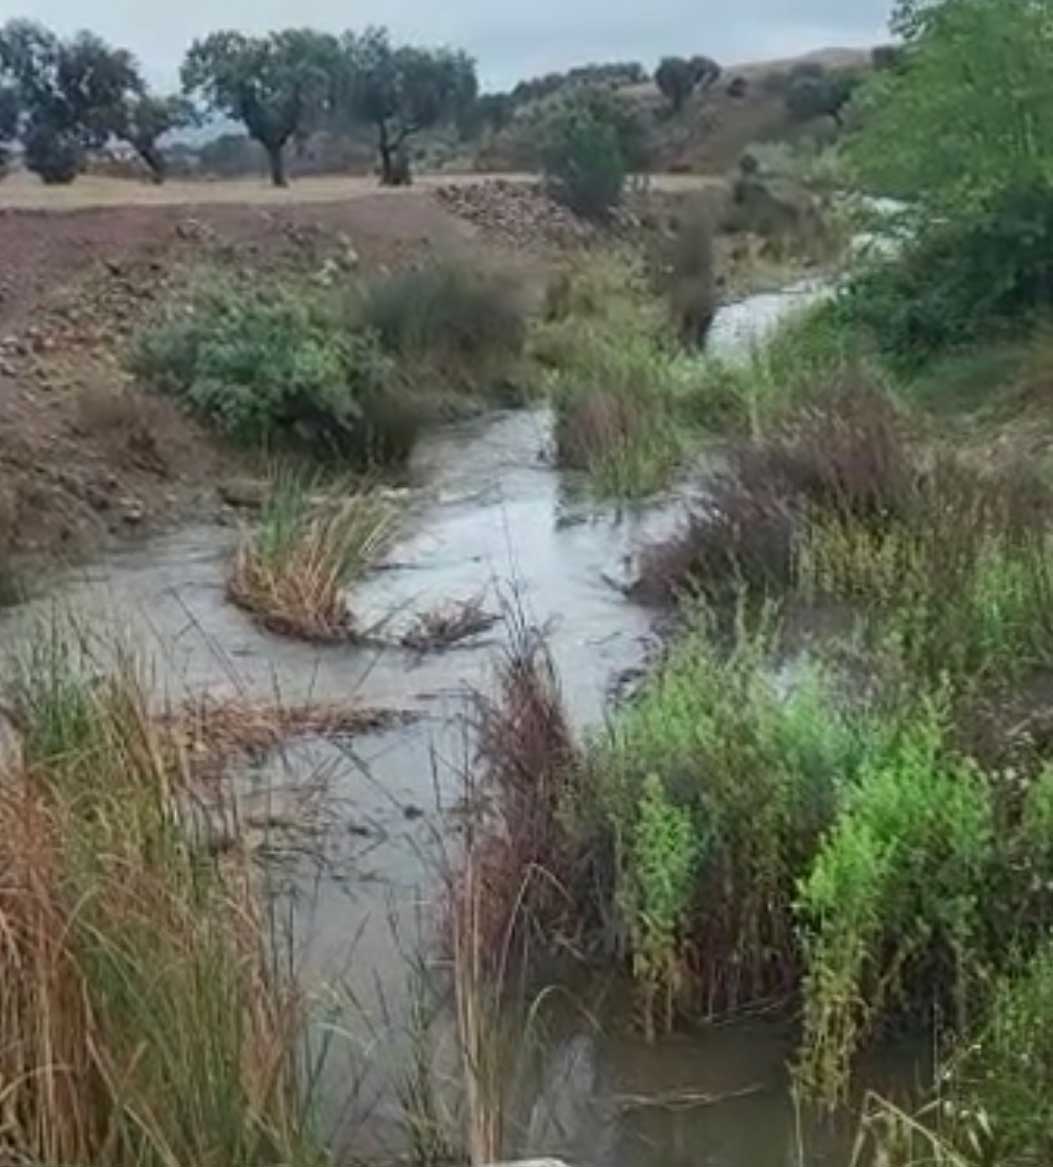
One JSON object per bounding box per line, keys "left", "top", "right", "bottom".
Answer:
{"left": 228, "top": 468, "right": 396, "bottom": 641}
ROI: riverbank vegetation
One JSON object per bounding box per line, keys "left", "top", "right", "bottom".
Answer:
{"left": 0, "top": 619, "right": 327, "bottom": 1166}
{"left": 133, "top": 256, "right": 530, "bottom": 466}
{"left": 454, "top": 1, "right": 1053, "bottom": 1163}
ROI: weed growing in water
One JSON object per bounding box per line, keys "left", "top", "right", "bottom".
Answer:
{"left": 537, "top": 253, "right": 686, "bottom": 497}
{"left": 227, "top": 469, "right": 396, "bottom": 641}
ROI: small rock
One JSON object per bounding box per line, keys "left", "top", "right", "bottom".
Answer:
{"left": 219, "top": 478, "right": 269, "bottom": 509}
{"left": 120, "top": 498, "right": 145, "bottom": 524}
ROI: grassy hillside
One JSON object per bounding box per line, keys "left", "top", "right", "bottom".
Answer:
{"left": 476, "top": 47, "right": 873, "bottom": 176}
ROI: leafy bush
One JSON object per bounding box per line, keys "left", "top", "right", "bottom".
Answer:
{"left": 133, "top": 274, "right": 402, "bottom": 461}
{"left": 839, "top": 186, "right": 1053, "bottom": 366}
{"left": 798, "top": 459, "right": 1053, "bottom": 688}
{"left": 954, "top": 939, "right": 1053, "bottom": 1164}
{"left": 541, "top": 101, "right": 626, "bottom": 221}
{"left": 843, "top": 0, "right": 1053, "bottom": 366}
{"left": 629, "top": 775, "right": 698, "bottom": 1040}
{"left": 595, "top": 610, "right": 867, "bottom": 1012}
{"left": 797, "top": 697, "right": 994, "bottom": 1106}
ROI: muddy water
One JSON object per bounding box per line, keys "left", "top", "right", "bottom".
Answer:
{"left": 0, "top": 284, "right": 918, "bottom": 1164}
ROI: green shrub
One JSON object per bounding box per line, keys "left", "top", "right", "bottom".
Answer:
{"left": 629, "top": 775, "right": 699, "bottom": 1040}
{"left": 352, "top": 259, "right": 527, "bottom": 396}
{"left": 954, "top": 939, "right": 1053, "bottom": 1164}
{"left": 798, "top": 461, "right": 1053, "bottom": 688}
{"left": 133, "top": 274, "right": 400, "bottom": 461}
{"left": 838, "top": 186, "right": 1053, "bottom": 367}
{"left": 595, "top": 608, "right": 868, "bottom": 1011}
{"left": 797, "top": 696, "right": 994, "bottom": 1107}
{"left": 540, "top": 252, "right": 684, "bottom": 496}
{"left": 541, "top": 103, "right": 626, "bottom": 222}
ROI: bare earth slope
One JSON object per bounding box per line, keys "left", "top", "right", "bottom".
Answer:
{"left": 0, "top": 189, "right": 481, "bottom": 568}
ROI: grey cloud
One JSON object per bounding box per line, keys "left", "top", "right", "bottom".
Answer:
{"left": 14, "top": 0, "right": 892, "bottom": 91}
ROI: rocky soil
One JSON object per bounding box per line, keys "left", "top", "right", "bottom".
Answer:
{"left": 0, "top": 192, "right": 482, "bottom": 579}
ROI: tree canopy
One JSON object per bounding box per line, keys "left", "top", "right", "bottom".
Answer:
{"left": 116, "top": 94, "right": 197, "bottom": 182}
{"left": 655, "top": 55, "right": 722, "bottom": 112}
{"left": 0, "top": 19, "right": 144, "bottom": 182}
{"left": 847, "top": 0, "right": 1053, "bottom": 217}
{"left": 182, "top": 29, "right": 341, "bottom": 186}
{"left": 343, "top": 28, "right": 477, "bottom": 184}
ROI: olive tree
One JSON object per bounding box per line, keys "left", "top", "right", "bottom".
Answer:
{"left": 115, "top": 94, "right": 197, "bottom": 183}
{"left": 0, "top": 20, "right": 143, "bottom": 183}
{"left": 655, "top": 54, "right": 722, "bottom": 113}
{"left": 343, "top": 28, "right": 477, "bottom": 185}
{"left": 182, "top": 29, "right": 340, "bottom": 187}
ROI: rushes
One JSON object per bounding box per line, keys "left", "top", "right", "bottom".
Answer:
{"left": 0, "top": 618, "right": 321, "bottom": 1167}
{"left": 228, "top": 469, "right": 396, "bottom": 641}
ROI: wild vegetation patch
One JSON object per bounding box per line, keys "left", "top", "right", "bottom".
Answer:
{"left": 134, "top": 257, "right": 529, "bottom": 466}
{"left": 227, "top": 470, "right": 396, "bottom": 641}
{"left": 0, "top": 619, "right": 323, "bottom": 1167}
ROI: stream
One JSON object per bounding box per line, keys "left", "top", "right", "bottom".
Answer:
{"left": 0, "top": 275, "right": 921, "bottom": 1165}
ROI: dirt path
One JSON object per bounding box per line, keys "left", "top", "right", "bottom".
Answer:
{"left": 0, "top": 169, "right": 722, "bottom": 212}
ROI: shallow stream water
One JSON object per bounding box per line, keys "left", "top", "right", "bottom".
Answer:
{"left": 0, "top": 277, "right": 919, "bottom": 1165}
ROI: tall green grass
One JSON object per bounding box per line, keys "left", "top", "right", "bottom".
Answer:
{"left": 1, "top": 616, "right": 324, "bottom": 1167}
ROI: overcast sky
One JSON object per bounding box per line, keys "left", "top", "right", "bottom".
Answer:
{"left": 8, "top": 0, "right": 893, "bottom": 91}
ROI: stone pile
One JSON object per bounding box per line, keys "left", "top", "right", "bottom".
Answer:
{"left": 434, "top": 179, "right": 598, "bottom": 249}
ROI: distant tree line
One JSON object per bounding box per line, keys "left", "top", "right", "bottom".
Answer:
{"left": 0, "top": 19, "right": 477, "bottom": 187}
{"left": 6, "top": 16, "right": 834, "bottom": 192}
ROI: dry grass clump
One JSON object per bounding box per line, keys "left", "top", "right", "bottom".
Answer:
{"left": 228, "top": 471, "right": 396, "bottom": 641}
{"left": 455, "top": 612, "right": 584, "bottom": 965}
{"left": 160, "top": 693, "right": 413, "bottom": 780}
{"left": 401, "top": 594, "right": 498, "bottom": 653}
{"left": 632, "top": 382, "right": 914, "bottom": 604}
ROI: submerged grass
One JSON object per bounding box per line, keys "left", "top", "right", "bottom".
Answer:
{"left": 0, "top": 617, "right": 324, "bottom": 1167}
{"left": 228, "top": 468, "right": 396, "bottom": 641}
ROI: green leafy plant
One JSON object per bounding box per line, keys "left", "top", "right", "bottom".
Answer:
{"left": 628, "top": 774, "right": 699, "bottom": 1041}
{"left": 133, "top": 273, "right": 397, "bottom": 461}
{"left": 797, "top": 697, "right": 994, "bottom": 1108}
{"left": 541, "top": 98, "right": 626, "bottom": 221}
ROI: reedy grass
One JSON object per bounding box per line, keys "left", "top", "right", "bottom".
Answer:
{"left": 228, "top": 468, "right": 396, "bottom": 641}
{"left": 0, "top": 617, "right": 324, "bottom": 1167}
